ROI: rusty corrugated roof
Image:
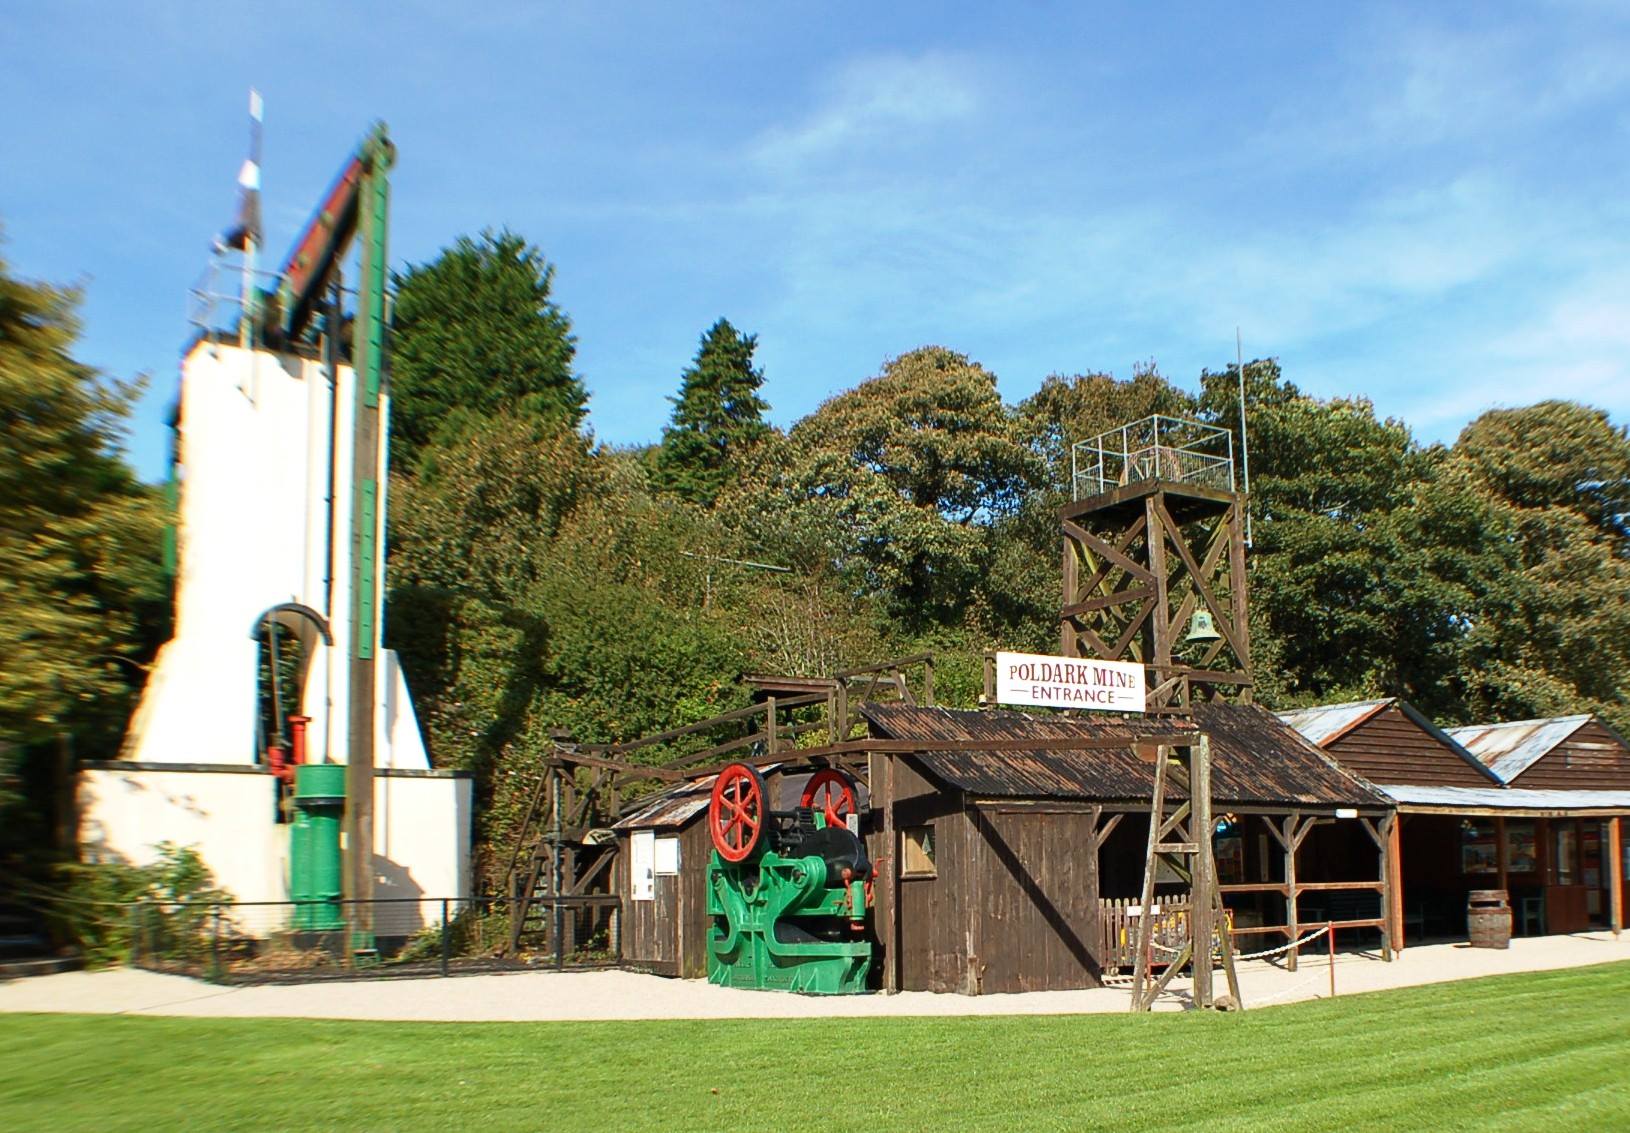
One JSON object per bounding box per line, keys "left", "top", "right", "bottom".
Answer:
{"left": 1277, "top": 699, "right": 1394, "bottom": 746}
{"left": 861, "top": 702, "right": 1388, "bottom": 808}
{"left": 1446, "top": 716, "right": 1592, "bottom": 783}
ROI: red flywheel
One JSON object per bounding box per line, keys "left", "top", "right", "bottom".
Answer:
{"left": 800, "top": 768, "right": 858, "bottom": 831}
{"left": 709, "top": 762, "right": 769, "bottom": 863}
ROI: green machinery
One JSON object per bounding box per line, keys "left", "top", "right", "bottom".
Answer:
{"left": 289, "top": 764, "right": 345, "bottom": 931}
{"left": 705, "top": 764, "right": 874, "bottom": 994}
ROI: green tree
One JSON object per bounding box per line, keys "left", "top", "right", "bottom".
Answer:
{"left": 1448, "top": 403, "right": 1630, "bottom": 731}
{"left": 1018, "top": 364, "right": 1195, "bottom": 490}
{"left": 390, "top": 230, "right": 584, "bottom": 468}
{"left": 1195, "top": 362, "right": 1477, "bottom": 709}
{"left": 654, "top": 318, "right": 771, "bottom": 507}
{"left": 779, "top": 346, "right": 1042, "bottom": 625}
{"left": 1454, "top": 401, "right": 1630, "bottom": 548}
{"left": 0, "top": 248, "right": 169, "bottom": 868}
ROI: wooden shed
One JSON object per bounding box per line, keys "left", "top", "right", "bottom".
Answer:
{"left": 614, "top": 782, "right": 713, "bottom": 978}
{"left": 862, "top": 700, "right": 1395, "bottom": 994}
{"left": 608, "top": 701, "right": 1394, "bottom": 995}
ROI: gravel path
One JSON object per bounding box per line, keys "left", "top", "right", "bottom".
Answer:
{"left": 4, "top": 932, "right": 1627, "bottom": 1021}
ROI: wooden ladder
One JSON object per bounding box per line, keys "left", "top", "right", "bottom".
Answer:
{"left": 1128, "top": 733, "right": 1242, "bottom": 1011}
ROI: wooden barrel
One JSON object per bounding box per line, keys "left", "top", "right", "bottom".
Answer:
{"left": 1468, "top": 889, "right": 1511, "bottom": 949}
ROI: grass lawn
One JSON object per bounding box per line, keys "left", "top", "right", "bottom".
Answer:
{"left": 3, "top": 962, "right": 1628, "bottom": 1132}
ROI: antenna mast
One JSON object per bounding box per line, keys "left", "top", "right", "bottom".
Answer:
{"left": 1236, "top": 327, "right": 1252, "bottom": 548}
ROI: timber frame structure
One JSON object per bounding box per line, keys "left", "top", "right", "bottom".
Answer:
{"left": 500, "top": 655, "right": 936, "bottom": 958}
{"left": 1059, "top": 426, "right": 1253, "bottom": 711}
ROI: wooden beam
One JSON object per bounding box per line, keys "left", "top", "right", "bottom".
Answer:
{"left": 1496, "top": 815, "right": 1509, "bottom": 895}
{"left": 1191, "top": 734, "right": 1215, "bottom": 1009}
{"left": 1227, "top": 499, "right": 1253, "bottom": 697}
{"left": 1153, "top": 497, "right": 1246, "bottom": 664}
{"left": 1144, "top": 498, "right": 1172, "bottom": 674}
{"left": 1063, "top": 519, "right": 1156, "bottom": 584}
{"left": 1061, "top": 524, "right": 1079, "bottom": 656}
{"left": 1062, "top": 585, "right": 1157, "bottom": 619}
{"left": 882, "top": 750, "right": 898, "bottom": 994}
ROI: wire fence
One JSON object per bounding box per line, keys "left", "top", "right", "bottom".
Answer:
{"left": 117, "top": 896, "right": 618, "bottom": 984}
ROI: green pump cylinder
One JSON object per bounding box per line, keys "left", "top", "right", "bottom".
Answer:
{"left": 290, "top": 763, "right": 346, "bottom": 930}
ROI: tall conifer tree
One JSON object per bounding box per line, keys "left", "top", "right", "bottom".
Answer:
{"left": 655, "top": 318, "right": 771, "bottom": 507}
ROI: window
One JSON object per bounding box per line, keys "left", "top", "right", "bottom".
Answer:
{"left": 902, "top": 825, "right": 936, "bottom": 877}
{"left": 1554, "top": 825, "right": 1578, "bottom": 885}
{"left": 1461, "top": 820, "right": 1497, "bottom": 875}
{"left": 1506, "top": 821, "right": 1537, "bottom": 873}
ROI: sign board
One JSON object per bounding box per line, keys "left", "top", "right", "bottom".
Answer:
{"left": 630, "top": 830, "right": 655, "bottom": 901}
{"left": 993, "top": 651, "right": 1146, "bottom": 713}
{"left": 654, "top": 835, "right": 681, "bottom": 876}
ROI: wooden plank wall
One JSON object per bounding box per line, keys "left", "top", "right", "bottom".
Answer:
{"left": 888, "top": 758, "right": 976, "bottom": 993}
{"left": 966, "top": 806, "right": 1103, "bottom": 994}
{"left": 621, "top": 841, "right": 679, "bottom": 976}
{"left": 1326, "top": 705, "right": 1491, "bottom": 787}
{"left": 1511, "top": 721, "right": 1630, "bottom": 790}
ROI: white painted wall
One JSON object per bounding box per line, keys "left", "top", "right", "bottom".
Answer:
{"left": 79, "top": 765, "right": 473, "bottom": 929}
{"left": 79, "top": 766, "right": 288, "bottom": 904}
{"left": 373, "top": 773, "right": 475, "bottom": 929}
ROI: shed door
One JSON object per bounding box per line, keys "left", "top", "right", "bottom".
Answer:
{"left": 625, "top": 829, "right": 684, "bottom": 974}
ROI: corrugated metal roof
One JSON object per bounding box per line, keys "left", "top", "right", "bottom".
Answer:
{"left": 1277, "top": 699, "right": 1393, "bottom": 746}
{"left": 862, "top": 702, "right": 1388, "bottom": 808}
{"left": 1381, "top": 782, "right": 1630, "bottom": 812}
{"left": 613, "top": 788, "right": 710, "bottom": 830}
{"left": 1446, "top": 716, "right": 1591, "bottom": 783}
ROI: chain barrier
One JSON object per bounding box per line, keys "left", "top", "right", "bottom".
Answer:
{"left": 1145, "top": 922, "right": 1331, "bottom": 960}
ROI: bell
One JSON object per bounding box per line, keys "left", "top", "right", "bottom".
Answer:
{"left": 1185, "top": 610, "right": 1222, "bottom": 643}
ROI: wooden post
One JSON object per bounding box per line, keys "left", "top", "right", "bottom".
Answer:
{"left": 922, "top": 657, "right": 934, "bottom": 707}
{"left": 1283, "top": 814, "right": 1299, "bottom": 972}
{"left": 764, "top": 696, "right": 779, "bottom": 754}
{"left": 882, "top": 752, "right": 898, "bottom": 994}
{"left": 1537, "top": 817, "right": 1552, "bottom": 935}
{"left": 1061, "top": 533, "right": 1078, "bottom": 657}
{"left": 1386, "top": 813, "right": 1404, "bottom": 956}
{"left": 1145, "top": 498, "right": 1171, "bottom": 675}
{"left": 1610, "top": 816, "right": 1623, "bottom": 938}
{"left": 1495, "top": 815, "right": 1508, "bottom": 895}
{"left": 832, "top": 684, "right": 849, "bottom": 744}
{"left": 1191, "top": 736, "right": 1216, "bottom": 1009}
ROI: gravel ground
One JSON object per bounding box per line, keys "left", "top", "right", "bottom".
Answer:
{"left": 3, "top": 932, "right": 1627, "bottom": 1020}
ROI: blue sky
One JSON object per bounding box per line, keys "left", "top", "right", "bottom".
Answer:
{"left": 4, "top": 2, "right": 1628, "bottom": 482}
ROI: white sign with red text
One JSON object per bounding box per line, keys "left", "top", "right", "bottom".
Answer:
{"left": 994, "top": 651, "right": 1146, "bottom": 713}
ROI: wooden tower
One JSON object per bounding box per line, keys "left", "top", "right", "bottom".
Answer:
{"left": 1060, "top": 414, "right": 1252, "bottom": 711}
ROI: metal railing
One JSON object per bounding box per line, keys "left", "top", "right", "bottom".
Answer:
{"left": 1072, "top": 414, "right": 1235, "bottom": 500}
{"left": 124, "top": 896, "right": 619, "bottom": 984}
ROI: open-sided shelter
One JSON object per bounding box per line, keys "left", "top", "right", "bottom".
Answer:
{"left": 1284, "top": 700, "right": 1630, "bottom": 940}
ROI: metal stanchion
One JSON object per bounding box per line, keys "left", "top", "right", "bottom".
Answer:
{"left": 440, "top": 898, "right": 451, "bottom": 978}
{"left": 1327, "top": 922, "right": 1336, "bottom": 998}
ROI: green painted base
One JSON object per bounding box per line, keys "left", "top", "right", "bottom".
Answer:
{"left": 705, "top": 850, "right": 874, "bottom": 995}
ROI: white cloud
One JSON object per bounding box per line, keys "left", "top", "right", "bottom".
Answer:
{"left": 749, "top": 51, "right": 982, "bottom": 171}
